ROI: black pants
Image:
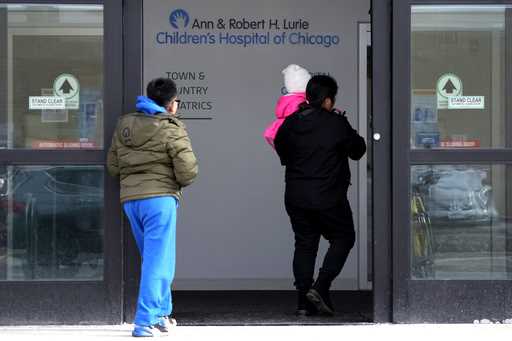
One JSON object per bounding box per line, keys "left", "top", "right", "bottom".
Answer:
{"left": 285, "top": 201, "right": 356, "bottom": 291}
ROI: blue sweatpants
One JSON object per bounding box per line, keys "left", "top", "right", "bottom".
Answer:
{"left": 123, "top": 196, "right": 177, "bottom": 327}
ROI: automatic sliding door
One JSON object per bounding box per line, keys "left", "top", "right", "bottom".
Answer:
{"left": 394, "top": 1, "right": 512, "bottom": 322}
{"left": 0, "top": 1, "right": 122, "bottom": 324}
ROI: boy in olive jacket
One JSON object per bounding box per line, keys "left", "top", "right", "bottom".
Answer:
{"left": 107, "top": 78, "right": 198, "bottom": 337}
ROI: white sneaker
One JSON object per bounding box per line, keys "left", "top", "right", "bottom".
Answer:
{"left": 154, "top": 316, "right": 177, "bottom": 333}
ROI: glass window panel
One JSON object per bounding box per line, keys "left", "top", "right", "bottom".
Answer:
{"left": 411, "top": 164, "right": 512, "bottom": 280}
{"left": 0, "top": 4, "right": 103, "bottom": 149}
{"left": 411, "top": 5, "right": 511, "bottom": 149}
{"left": 0, "top": 166, "right": 104, "bottom": 281}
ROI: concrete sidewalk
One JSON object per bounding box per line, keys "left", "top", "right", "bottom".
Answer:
{"left": 1, "top": 324, "right": 512, "bottom": 341}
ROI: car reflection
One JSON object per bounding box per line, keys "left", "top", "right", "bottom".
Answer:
{"left": 413, "top": 165, "right": 498, "bottom": 225}
{"left": 0, "top": 166, "right": 103, "bottom": 280}
{"left": 412, "top": 165, "right": 510, "bottom": 280}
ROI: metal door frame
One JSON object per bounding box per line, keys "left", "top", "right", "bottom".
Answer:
{"left": 371, "top": 0, "right": 393, "bottom": 323}
{"left": 122, "top": 0, "right": 142, "bottom": 322}
{"left": 358, "top": 22, "right": 373, "bottom": 291}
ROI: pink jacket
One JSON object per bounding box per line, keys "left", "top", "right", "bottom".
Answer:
{"left": 263, "top": 93, "right": 306, "bottom": 148}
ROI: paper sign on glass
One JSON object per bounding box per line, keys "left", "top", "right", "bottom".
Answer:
{"left": 29, "top": 96, "right": 66, "bottom": 110}
{"left": 448, "top": 96, "right": 485, "bottom": 110}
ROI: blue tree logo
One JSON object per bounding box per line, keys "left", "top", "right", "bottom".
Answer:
{"left": 170, "top": 9, "right": 190, "bottom": 29}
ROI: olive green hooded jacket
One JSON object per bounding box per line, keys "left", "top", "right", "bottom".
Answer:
{"left": 107, "top": 112, "right": 198, "bottom": 203}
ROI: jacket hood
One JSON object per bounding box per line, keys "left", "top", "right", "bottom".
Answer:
{"left": 275, "top": 93, "right": 306, "bottom": 119}
{"left": 135, "top": 96, "right": 167, "bottom": 115}
{"left": 117, "top": 113, "right": 167, "bottom": 147}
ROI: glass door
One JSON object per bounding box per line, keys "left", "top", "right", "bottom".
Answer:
{"left": 394, "top": 0, "right": 512, "bottom": 323}
{"left": 0, "top": 1, "right": 122, "bottom": 324}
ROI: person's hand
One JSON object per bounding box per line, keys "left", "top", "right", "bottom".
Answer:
{"left": 332, "top": 109, "right": 357, "bottom": 134}
{"left": 341, "top": 113, "right": 358, "bottom": 136}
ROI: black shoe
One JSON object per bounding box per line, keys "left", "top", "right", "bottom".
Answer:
{"left": 296, "top": 290, "right": 318, "bottom": 317}
{"left": 306, "top": 288, "right": 334, "bottom": 316}
{"left": 295, "top": 307, "right": 319, "bottom": 316}
{"left": 295, "top": 308, "right": 308, "bottom": 317}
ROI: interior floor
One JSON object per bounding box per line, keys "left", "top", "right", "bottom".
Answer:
{"left": 171, "top": 291, "right": 373, "bottom": 326}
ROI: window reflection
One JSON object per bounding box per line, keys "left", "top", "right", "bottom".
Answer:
{"left": 0, "top": 166, "right": 104, "bottom": 281}
{"left": 411, "top": 5, "right": 510, "bottom": 149}
{"left": 0, "top": 4, "right": 103, "bottom": 149}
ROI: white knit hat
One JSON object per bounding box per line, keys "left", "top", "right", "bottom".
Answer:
{"left": 282, "top": 64, "right": 311, "bottom": 93}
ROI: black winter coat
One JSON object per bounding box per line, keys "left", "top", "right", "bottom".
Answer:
{"left": 274, "top": 107, "right": 366, "bottom": 209}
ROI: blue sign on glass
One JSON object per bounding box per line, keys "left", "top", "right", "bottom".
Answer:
{"left": 416, "top": 132, "right": 440, "bottom": 148}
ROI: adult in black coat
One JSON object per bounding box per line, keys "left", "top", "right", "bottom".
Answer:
{"left": 275, "top": 75, "right": 366, "bottom": 316}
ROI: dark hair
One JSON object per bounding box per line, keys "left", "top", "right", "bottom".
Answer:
{"left": 299, "top": 75, "right": 338, "bottom": 111}
{"left": 146, "top": 78, "right": 177, "bottom": 107}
